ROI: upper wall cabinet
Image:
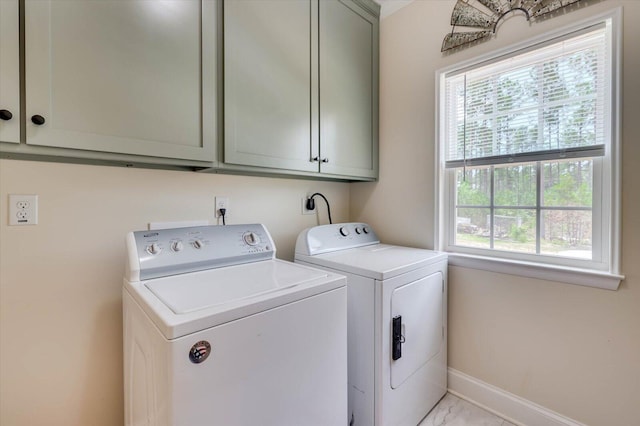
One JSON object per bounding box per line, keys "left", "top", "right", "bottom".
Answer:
{"left": 224, "top": 0, "right": 318, "bottom": 173}
{"left": 0, "top": 0, "right": 20, "bottom": 144}
{"left": 9, "top": 0, "right": 218, "bottom": 165}
{"left": 319, "top": 0, "right": 379, "bottom": 179}
{"left": 223, "top": 0, "right": 379, "bottom": 181}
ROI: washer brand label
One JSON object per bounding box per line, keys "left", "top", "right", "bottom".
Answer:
{"left": 189, "top": 341, "right": 211, "bottom": 364}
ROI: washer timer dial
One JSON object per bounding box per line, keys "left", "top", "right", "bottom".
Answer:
{"left": 243, "top": 232, "right": 261, "bottom": 246}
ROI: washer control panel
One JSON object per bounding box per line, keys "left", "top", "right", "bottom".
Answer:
{"left": 295, "top": 223, "right": 380, "bottom": 256}
{"left": 127, "top": 224, "right": 275, "bottom": 281}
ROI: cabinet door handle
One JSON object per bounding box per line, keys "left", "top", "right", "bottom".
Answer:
{"left": 0, "top": 109, "right": 13, "bottom": 121}
{"left": 31, "top": 115, "right": 46, "bottom": 125}
{"left": 321, "top": 158, "right": 329, "bottom": 163}
{"left": 311, "top": 156, "right": 320, "bottom": 162}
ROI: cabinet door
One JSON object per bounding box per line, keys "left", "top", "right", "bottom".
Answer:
{"left": 224, "top": 0, "right": 318, "bottom": 172}
{"left": 319, "top": 0, "right": 378, "bottom": 179}
{"left": 24, "top": 0, "right": 216, "bottom": 162}
{"left": 0, "top": 0, "right": 20, "bottom": 144}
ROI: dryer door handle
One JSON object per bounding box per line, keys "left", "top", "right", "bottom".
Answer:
{"left": 392, "top": 315, "right": 403, "bottom": 361}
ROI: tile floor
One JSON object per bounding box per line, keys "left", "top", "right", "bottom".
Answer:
{"left": 419, "top": 393, "right": 517, "bottom": 426}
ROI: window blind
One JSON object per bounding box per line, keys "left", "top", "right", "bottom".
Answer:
{"left": 444, "top": 25, "right": 608, "bottom": 169}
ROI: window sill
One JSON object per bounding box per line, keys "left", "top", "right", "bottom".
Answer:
{"left": 446, "top": 253, "right": 624, "bottom": 290}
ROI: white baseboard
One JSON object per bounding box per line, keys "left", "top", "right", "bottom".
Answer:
{"left": 447, "top": 368, "right": 587, "bottom": 426}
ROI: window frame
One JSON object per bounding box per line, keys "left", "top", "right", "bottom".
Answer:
{"left": 435, "top": 8, "right": 623, "bottom": 290}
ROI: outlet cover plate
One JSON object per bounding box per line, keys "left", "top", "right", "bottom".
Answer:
{"left": 215, "top": 196, "right": 229, "bottom": 218}
{"left": 9, "top": 194, "right": 38, "bottom": 226}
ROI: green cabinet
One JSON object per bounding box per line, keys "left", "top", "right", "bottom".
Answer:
{"left": 222, "top": 0, "right": 379, "bottom": 181}
{"left": 319, "top": 0, "right": 379, "bottom": 179}
{"left": 1, "top": 0, "right": 218, "bottom": 167}
{"left": 2, "top": 0, "right": 378, "bottom": 180}
{"left": 223, "top": 0, "right": 318, "bottom": 173}
{"left": 0, "top": 0, "right": 20, "bottom": 144}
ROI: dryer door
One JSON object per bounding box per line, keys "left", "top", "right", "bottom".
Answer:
{"left": 390, "top": 271, "right": 443, "bottom": 389}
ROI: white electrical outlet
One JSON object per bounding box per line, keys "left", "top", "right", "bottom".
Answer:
{"left": 302, "top": 197, "right": 315, "bottom": 215}
{"left": 215, "top": 196, "right": 229, "bottom": 218}
{"left": 9, "top": 194, "right": 38, "bottom": 226}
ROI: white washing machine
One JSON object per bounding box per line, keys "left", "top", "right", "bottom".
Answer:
{"left": 295, "top": 223, "right": 448, "bottom": 426}
{"left": 123, "top": 224, "right": 347, "bottom": 426}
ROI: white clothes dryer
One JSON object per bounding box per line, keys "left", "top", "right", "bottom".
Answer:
{"left": 295, "top": 223, "right": 447, "bottom": 426}
{"left": 123, "top": 224, "right": 347, "bottom": 426}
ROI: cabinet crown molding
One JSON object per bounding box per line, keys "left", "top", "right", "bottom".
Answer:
{"left": 350, "top": 0, "right": 381, "bottom": 17}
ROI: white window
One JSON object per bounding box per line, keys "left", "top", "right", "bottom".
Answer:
{"left": 436, "top": 10, "right": 623, "bottom": 290}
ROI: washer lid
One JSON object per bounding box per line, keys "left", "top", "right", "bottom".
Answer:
{"left": 125, "top": 259, "right": 345, "bottom": 339}
{"left": 296, "top": 244, "right": 447, "bottom": 280}
{"left": 146, "top": 260, "right": 330, "bottom": 314}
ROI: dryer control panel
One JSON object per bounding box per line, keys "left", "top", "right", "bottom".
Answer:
{"left": 295, "top": 223, "right": 380, "bottom": 256}
{"left": 125, "top": 224, "right": 275, "bottom": 281}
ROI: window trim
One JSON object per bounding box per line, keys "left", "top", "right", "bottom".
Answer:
{"left": 435, "top": 8, "right": 623, "bottom": 290}
{"left": 446, "top": 253, "right": 624, "bottom": 291}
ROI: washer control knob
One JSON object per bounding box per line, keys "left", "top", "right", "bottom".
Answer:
{"left": 339, "top": 226, "right": 350, "bottom": 237}
{"left": 147, "top": 243, "right": 162, "bottom": 255}
{"left": 362, "top": 226, "right": 370, "bottom": 234}
{"left": 171, "top": 240, "right": 184, "bottom": 252}
{"left": 243, "top": 232, "right": 260, "bottom": 246}
{"left": 355, "top": 227, "right": 362, "bottom": 235}
{"left": 193, "top": 239, "right": 204, "bottom": 249}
